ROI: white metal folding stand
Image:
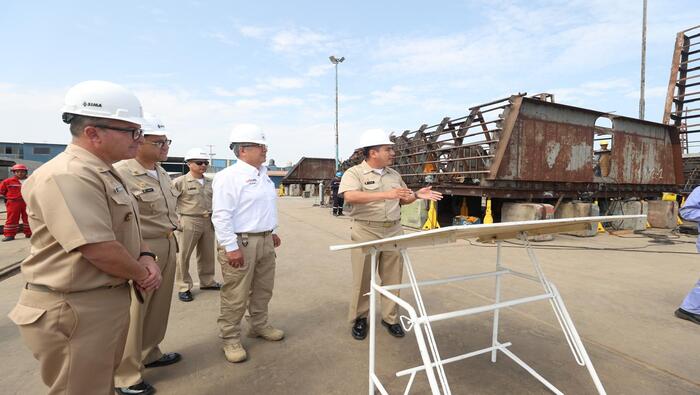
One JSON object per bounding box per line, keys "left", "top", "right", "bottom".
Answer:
{"left": 362, "top": 232, "right": 608, "bottom": 395}
{"left": 331, "top": 215, "right": 643, "bottom": 394}
{"left": 330, "top": 215, "right": 646, "bottom": 395}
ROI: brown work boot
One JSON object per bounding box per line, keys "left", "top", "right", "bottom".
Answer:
{"left": 247, "top": 325, "right": 285, "bottom": 341}
{"left": 223, "top": 343, "right": 247, "bottom": 363}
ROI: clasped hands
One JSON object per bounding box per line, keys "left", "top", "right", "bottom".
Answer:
{"left": 135, "top": 255, "right": 161, "bottom": 292}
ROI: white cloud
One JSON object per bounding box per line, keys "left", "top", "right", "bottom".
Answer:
{"left": 580, "top": 79, "right": 632, "bottom": 92}
{"left": 238, "top": 25, "right": 267, "bottom": 39}
{"left": 271, "top": 27, "right": 334, "bottom": 54}
{"left": 212, "top": 77, "right": 306, "bottom": 98}
{"left": 546, "top": 78, "right": 636, "bottom": 104}
{"left": 369, "top": 2, "right": 644, "bottom": 77}
{"left": 0, "top": 85, "right": 70, "bottom": 145}
{"left": 211, "top": 86, "right": 258, "bottom": 97}
{"left": 233, "top": 97, "right": 304, "bottom": 110}
{"left": 370, "top": 85, "right": 414, "bottom": 106}
{"left": 305, "top": 64, "right": 333, "bottom": 77}
{"left": 201, "top": 31, "right": 236, "bottom": 46}
{"left": 264, "top": 78, "right": 305, "bottom": 90}
{"left": 624, "top": 86, "right": 668, "bottom": 100}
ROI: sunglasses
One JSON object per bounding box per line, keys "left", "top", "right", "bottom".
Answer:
{"left": 192, "top": 160, "right": 209, "bottom": 166}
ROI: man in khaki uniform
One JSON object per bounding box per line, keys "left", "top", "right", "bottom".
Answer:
{"left": 7, "top": 80, "right": 161, "bottom": 395}
{"left": 114, "top": 114, "right": 181, "bottom": 395}
{"left": 340, "top": 128, "right": 442, "bottom": 340}
{"left": 172, "top": 148, "right": 220, "bottom": 302}
{"left": 212, "top": 124, "right": 284, "bottom": 363}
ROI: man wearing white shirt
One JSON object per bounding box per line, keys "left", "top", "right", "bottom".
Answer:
{"left": 212, "top": 123, "right": 284, "bottom": 364}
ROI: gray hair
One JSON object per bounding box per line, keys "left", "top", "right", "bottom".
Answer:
{"left": 68, "top": 115, "right": 102, "bottom": 137}
{"left": 229, "top": 143, "right": 243, "bottom": 158}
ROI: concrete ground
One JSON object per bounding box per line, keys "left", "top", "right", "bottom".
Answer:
{"left": 1, "top": 197, "right": 699, "bottom": 394}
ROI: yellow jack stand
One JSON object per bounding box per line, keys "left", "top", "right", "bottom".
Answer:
{"left": 422, "top": 201, "right": 440, "bottom": 230}
{"left": 594, "top": 200, "right": 605, "bottom": 233}
{"left": 678, "top": 196, "right": 686, "bottom": 225}
{"left": 483, "top": 198, "right": 494, "bottom": 224}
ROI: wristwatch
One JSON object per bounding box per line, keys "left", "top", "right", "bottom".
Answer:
{"left": 139, "top": 251, "right": 158, "bottom": 262}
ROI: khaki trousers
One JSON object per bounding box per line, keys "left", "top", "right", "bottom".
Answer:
{"left": 115, "top": 235, "right": 177, "bottom": 387}
{"left": 217, "top": 234, "right": 276, "bottom": 345}
{"left": 175, "top": 215, "right": 216, "bottom": 292}
{"left": 348, "top": 221, "right": 403, "bottom": 324}
{"left": 9, "top": 285, "right": 130, "bottom": 395}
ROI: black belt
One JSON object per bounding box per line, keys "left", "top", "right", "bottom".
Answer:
{"left": 236, "top": 230, "right": 273, "bottom": 237}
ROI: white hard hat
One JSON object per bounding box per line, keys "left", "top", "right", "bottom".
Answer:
{"left": 184, "top": 148, "right": 208, "bottom": 161}
{"left": 142, "top": 113, "right": 167, "bottom": 136}
{"left": 358, "top": 128, "right": 394, "bottom": 148}
{"left": 61, "top": 80, "right": 145, "bottom": 126}
{"left": 229, "top": 123, "right": 266, "bottom": 145}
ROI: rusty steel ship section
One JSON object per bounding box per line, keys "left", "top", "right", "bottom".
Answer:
{"left": 281, "top": 157, "right": 336, "bottom": 185}
{"left": 345, "top": 94, "right": 684, "bottom": 199}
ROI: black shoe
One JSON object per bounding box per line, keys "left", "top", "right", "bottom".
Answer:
{"left": 115, "top": 381, "right": 155, "bottom": 395}
{"left": 144, "top": 352, "right": 181, "bottom": 368}
{"left": 351, "top": 317, "right": 368, "bottom": 340}
{"left": 178, "top": 291, "right": 193, "bottom": 302}
{"left": 675, "top": 308, "right": 700, "bottom": 325}
{"left": 200, "top": 282, "right": 221, "bottom": 290}
{"left": 382, "top": 320, "right": 405, "bottom": 337}
{"left": 2, "top": 236, "right": 14, "bottom": 242}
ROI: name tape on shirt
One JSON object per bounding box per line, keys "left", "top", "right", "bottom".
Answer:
{"left": 246, "top": 178, "right": 257, "bottom": 185}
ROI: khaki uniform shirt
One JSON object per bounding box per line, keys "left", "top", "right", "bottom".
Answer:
{"left": 115, "top": 159, "right": 179, "bottom": 239}
{"left": 172, "top": 173, "right": 212, "bottom": 215}
{"left": 339, "top": 160, "right": 407, "bottom": 222}
{"left": 20, "top": 144, "right": 142, "bottom": 292}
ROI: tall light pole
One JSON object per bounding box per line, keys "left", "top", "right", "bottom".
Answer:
{"left": 329, "top": 55, "right": 345, "bottom": 170}
{"left": 205, "top": 144, "right": 216, "bottom": 173}
{"left": 639, "top": 0, "right": 647, "bottom": 120}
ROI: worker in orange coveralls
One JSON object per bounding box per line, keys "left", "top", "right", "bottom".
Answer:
{"left": 1, "top": 163, "right": 31, "bottom": 241}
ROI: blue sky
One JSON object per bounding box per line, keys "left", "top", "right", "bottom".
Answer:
{"left": 1, "top": 1, "right": 699, "bottom": 164}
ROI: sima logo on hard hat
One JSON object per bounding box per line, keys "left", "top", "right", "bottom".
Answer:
{"left": 82, "top": 101, "right": 103, "bottom": 108}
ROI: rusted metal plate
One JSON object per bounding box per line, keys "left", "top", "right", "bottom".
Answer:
{"left": 498, "top": 117, "right": 594, "bottom": 182}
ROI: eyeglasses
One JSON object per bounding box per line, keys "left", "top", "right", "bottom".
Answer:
{"left": 192, "top": 161, "right": 209, "bottom": 166}
{"left": 144, "top": 139, "right": 172, "bottom": 148}
{"left": 241, "top": 143, "right": 266, "bottom": 149}
{"left": 93, "top": 125, "right": 143, "bottom": 140}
